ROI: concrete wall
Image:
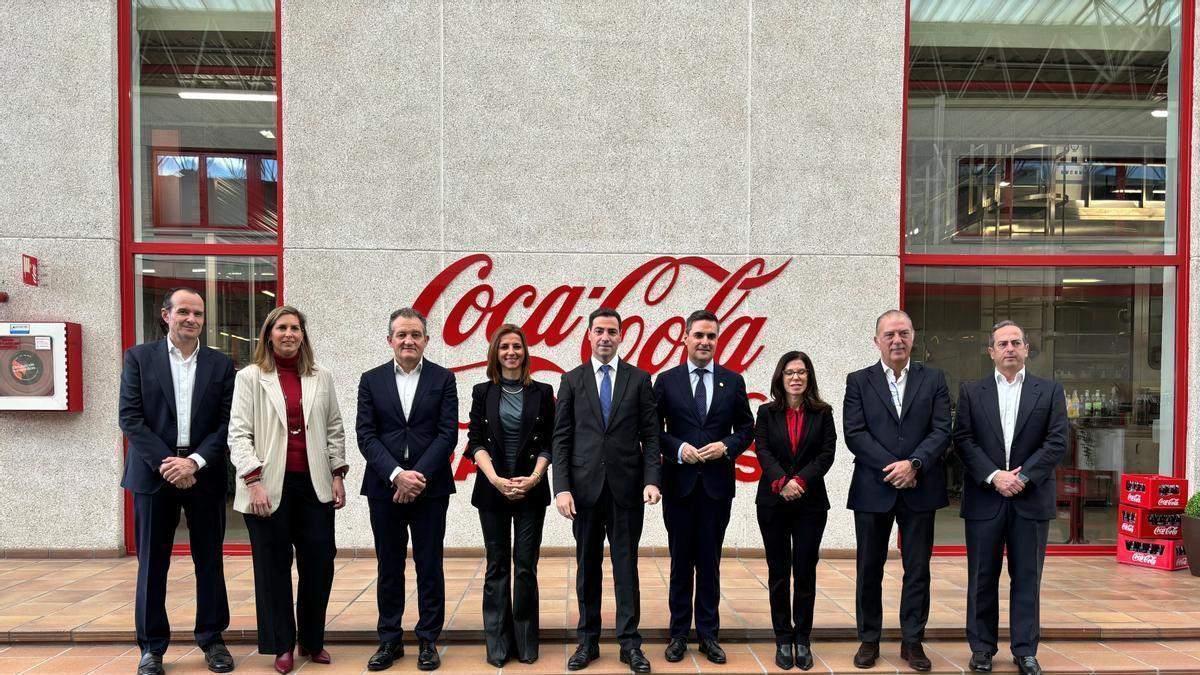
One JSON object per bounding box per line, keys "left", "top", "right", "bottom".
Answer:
{"left": 281, "top": 0, "right": 906, "bottom": 550}
{"left": 0, "top": 0, "right": 123, "bottom": 550}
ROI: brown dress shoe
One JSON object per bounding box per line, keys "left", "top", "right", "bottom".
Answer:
{"left": 854, "top": 642, "right": 879, "bottom": 669}
{"left": 900, "top": 642, "right": 932, "bottom": 672}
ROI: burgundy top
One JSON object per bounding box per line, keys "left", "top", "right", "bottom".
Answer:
{"left": 275, "top": 350, "right": 310, "bottom": 474}
{"left": 771, "top": 407, "right": 808, "bottom": 495}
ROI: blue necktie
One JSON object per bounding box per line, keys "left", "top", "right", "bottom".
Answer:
{"left": 694, "top": 369, "right": 708, "bottom": 424}
{"left": 599, "top": 364, "right": 613, "bottom": 426}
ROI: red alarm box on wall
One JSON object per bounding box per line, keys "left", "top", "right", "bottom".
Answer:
{"left": 0, "top": 322, "right": 82, "bottom": 411}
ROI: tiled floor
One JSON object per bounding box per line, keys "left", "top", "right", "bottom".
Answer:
{"left": 2, "top": 555, "right": 1199, "bottom": 643}
{"left": 3, "top": 555, "right": 1200, "bottom": 671}
{"left": 7, "top": 640, "right": 1200, "bottom": 673}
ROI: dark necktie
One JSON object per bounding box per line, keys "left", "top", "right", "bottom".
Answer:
{"left": 599, "top": 364, "right": 613, "bottom": 426}
{"left": 694, "top": 369, "right": 708, "bottom": 424}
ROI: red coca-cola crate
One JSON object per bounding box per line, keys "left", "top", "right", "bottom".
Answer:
{"left": 1119, "top": 473, "right": 1188, "bottom": 509}
{"left": 1117, "top": 534, "right": 1188, "bottom": 571}
{"left": 1118, "top": 504, "right": 1182, "bottom": 539}
{"left": 1056, "top": 468, "right": 1082, "bottom": 498}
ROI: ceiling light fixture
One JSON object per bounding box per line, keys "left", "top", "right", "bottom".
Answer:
{"left": 178, "top": 90, "right": 277, "bottom": 102}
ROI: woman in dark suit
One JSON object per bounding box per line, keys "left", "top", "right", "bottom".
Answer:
{"left": 754, "top": 350, "right": 836, "bottom": 671}
{"left": 466, "top": 324, "right": 555, "bottom": 667}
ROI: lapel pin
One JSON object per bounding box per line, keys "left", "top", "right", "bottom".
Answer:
{"left": 719, "top": 382, "right": 725, "bottom": 388}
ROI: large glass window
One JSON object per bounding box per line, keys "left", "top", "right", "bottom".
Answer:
{"left": 122, "top": 0, "right": 282, "bottom": 551}
{"left": 132, "top": 0, "right": 278, "bottom": 243}
{"left": 906, "top": 0, "right": 1184, "bottom": 255}
{"left": 906, "top": 266, "right": 1177, "bottom": 545}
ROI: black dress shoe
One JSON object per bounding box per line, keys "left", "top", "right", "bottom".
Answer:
{"left": 663, "top": 637, "right": 687, "bottom": 662}
{"left": 137, "top": 652, "right": 164, "bottom": 675}
{"left": 775, "top": 644, "right": 795, "bottom": 670}
{"left": 486, "top": 655, "right": 507, "bottom": 667}
{"left": 1013, "top": 655, "right": 1043, "bottom": 675}
{"left": 567, "top": 643, "right": 599, "bottom": 671}
{"left": 202, "top": 643, "right": 235, "bottom": 673}
{"left": 619, "top": 647, "right": 651, "bottom": 673}
{"left": 417, "top": 641, "right": 440, "bottom": 671}
{"left": 969, "top": 651, "right": 993, "bottom": 672}
{"left": 698, "top": 638, "right": 726, "bottom": 664}
{"left": 367, "top": 642, "right": 404, "bottom": 671}
{"left": 794, "top": 644, "right": 814, "bottom": 671}
{"left": 900, "top": 641, "right": 931, "bottom": 672}
{"left": 853, "top": 641, "right": 879, "bottom": 669}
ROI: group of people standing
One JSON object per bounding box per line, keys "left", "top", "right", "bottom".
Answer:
{"left": 120, "top": 287, "right": 1066, "bottom": 675}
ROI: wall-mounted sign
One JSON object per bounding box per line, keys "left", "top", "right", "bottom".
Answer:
{"left": 21, "top": 255, "right": 39, "bottom": 287}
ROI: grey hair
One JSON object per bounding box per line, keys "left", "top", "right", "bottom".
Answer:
{"left": 988, "top": 320, "right": 1026, "bottom": 347}
{"left": 389, "top": 307, "right": 429, "bottom": 336}
{"left": 874, "top": 309, "right": 913, "bottom": 334}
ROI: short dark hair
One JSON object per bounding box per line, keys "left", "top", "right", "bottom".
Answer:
{"left": 588, "top": 307, "right": 622, "bottom": 331}
{"left": 162, "top": 286, "right": 203, "bottom": 313}
{"left": 767, "top": 350, "right": 831, "bottom": 413}
{"left": 389, "top": 307, "right": 428, "bottom": 336}
{"left": 685, "top": 310, "right": 719, "bottom": 333}
{"left": 988, "top": 320, "right": 1026, "bottom": 347}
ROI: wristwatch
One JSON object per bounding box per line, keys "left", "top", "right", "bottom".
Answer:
{"left": 908, "top": 457, "right": 922, "bottom": 471}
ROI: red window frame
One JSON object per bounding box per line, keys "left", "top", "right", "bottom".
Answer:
{"left": 150, "top": 148, "right": 278, "bottom": 233}
{"left": 118, "top": 0, "right": 284, "bottom": 556}
{"left": 899, "top": 0, "right": 1195, "bottom": 556}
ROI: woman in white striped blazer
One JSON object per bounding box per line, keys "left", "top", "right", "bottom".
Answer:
{"left": 228, "top": 305, "right": 348, "bottom": 674}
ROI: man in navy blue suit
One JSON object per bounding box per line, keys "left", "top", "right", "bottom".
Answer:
{"left": 843, "top": 309, "right": 951, "bottom": 672}
{"left": 955, "top": 321, "right": 1067, "bottom": 675}
{"left": 358, "top": 307, "right": 458, "bottom": 672}
{"left": 654, "top": 310, "right": 753, "bottom": 665}
{"left": 119, "top": 287, "right": 236, "bottom": 675}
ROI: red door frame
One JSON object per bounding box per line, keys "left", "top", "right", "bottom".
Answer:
{"left": 898, "top": 0, "right": 1194, "bottom": 556}
{"left": 118, "top": 0, "right": 284, "bottom": 555}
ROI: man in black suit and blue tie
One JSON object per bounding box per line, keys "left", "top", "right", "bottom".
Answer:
{"left": 357, "top": 308, "right": 458, "bottom": 672}
{"left": 653, "top": 310, "right": 754, "bottom": 665}
{"left": 843, "top": 309, "right": 951, "bottom": 672}
{"left": 955, "top": 321, "right": 1067, "bottom": 675}
{"left": 552, "top": 307, "right": 662, "bottom": 673}
{"left": 119, "top": 287, "right": 236, "bottom": 675}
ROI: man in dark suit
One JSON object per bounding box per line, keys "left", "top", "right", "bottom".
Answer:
{"left": 357, "top": 308, "right": 458, "bottom": 672}
{"left": 653, "top": 310, "right": 753, "bottom": 665}
{"left": 552, "top": 307, "right": 662, "bottom": 673}
{"left": 843, "top": 309, "right": 950, "bottom": 672}
{"left": 119, "top": 287, "right": 236, "bottom": 675}
{"left": 955, "top": 321, "right": 1067, "bottom": 675}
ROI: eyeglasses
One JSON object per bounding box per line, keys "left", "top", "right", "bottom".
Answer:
{"left": 783, "top": 369, "right": 808, "bottom": 379}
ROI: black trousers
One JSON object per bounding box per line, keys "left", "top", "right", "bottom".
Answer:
{"left": 133, "top": 485, "right": 229, "bottom": 654}
{"left": 573, "top": 482, "right": 644, "bottom": 650}
{"left": 663, "top": 488, "right": 731, "bottom": 640}
{"left": 243, "top": 472, "right": 336, "bottom": 655}
{"left": 478, "top": 507, "right": 546, "bottom": 662}
{"left": 965, "top": 500, "right": 1049, "bottom": 658}
{"left": 757, "top": 506, "right": 827, "bottom": 646}
{"left": 853, "top": 502, "right": 935, "bottom": 643}
{"left": 368, "top": 495, "right": 449, "bottom": 643}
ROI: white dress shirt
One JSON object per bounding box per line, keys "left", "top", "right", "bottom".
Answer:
{"left": 986, "top": 367, "right": 1025, "bottom": 485}
{"left": 678, "top": 360, "right": 714, "bottom": 461}
{"left": 591, "top": 355, "right": 619, "bottom": 396}
{"left": 880, "top": 359, "right": 910, "bottom": 417}
{"left": 166, "top": 336, "right": 206, "bottom": 469}
{"left": 388, "top": 359, "right": 423, "bottom": 482}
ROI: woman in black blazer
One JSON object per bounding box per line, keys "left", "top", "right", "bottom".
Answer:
{"left": 754, "top": 350, "right": 837, "bottom": 671}
{"left": 466, "top": 324, "right": 555, "bottom": 667}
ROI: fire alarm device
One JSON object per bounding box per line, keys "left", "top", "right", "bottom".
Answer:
{"left": 0, "top": 322, "right": 82, "bottom": 411}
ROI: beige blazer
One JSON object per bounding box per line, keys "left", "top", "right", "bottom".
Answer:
{"left": 228, "top": 361, "right": 348, "bottom": 515}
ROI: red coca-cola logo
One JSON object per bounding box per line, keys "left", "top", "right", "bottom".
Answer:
{"left": 1128, "top": 493, "right": 1143, "bottom": 503}
{"left": 1132, "top": 552, "right": 1158, "bottom": 565}
{"left": 411, "top": 254, "right": 792, "bottom": 483}
{"left": 1161, "top": 497, "right": 1181, "bottom": 507}
{"left": 1153, "top": 526, "right": 1178, "bottom": 536}
{"left": 1121, "top": 522, "right": 1134, "bottom": 533}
